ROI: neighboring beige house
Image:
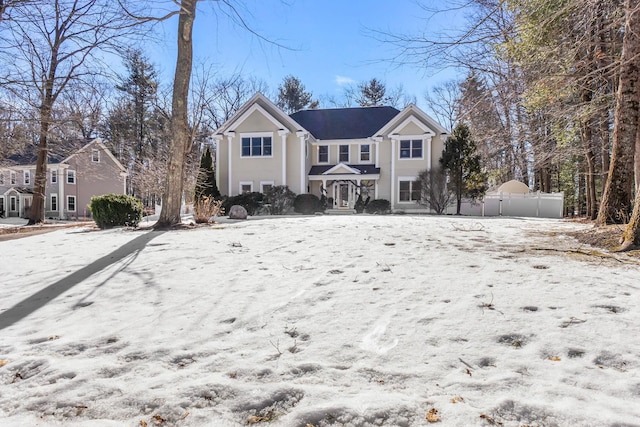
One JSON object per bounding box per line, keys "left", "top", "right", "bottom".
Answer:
{"left": 213, "top": 93, "right": 449, "bottom": 212}
{"left": 0, "top": 138, "right": 127, "bottom": 219}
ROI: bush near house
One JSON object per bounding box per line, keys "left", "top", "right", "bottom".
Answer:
{"left": 294, "top": 194, "right": 322, "bottom": 214}
{"left": 354, "top": 195, "right": 370, "bottom": 213}
{"left": 265, "top": 185, "right": 296, "bottom": 215}
{"left": 193, "top": 197, "right": 224, "bottom": 223}
{"left": 222, "top": 192, "right": 264, "bottom": 216}
{"left": 365, "top": 199, "right": 391, "bottom": 214}
{"left": 89, "top": 194, "right": 143, "bottom": 228}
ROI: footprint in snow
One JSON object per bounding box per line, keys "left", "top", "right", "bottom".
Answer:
{"left": 361, "top": 316, "right": 398, "bottom": 354}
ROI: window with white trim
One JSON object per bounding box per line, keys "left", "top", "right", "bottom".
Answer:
{"left": 51, "top": 194, "right": 58, "bottom": 211}
{"left": 10, "top": 196, "right": 17, "bottom": 211}
{"left": 260, "top": 181, "right": 274, "bottom": 194}
{"left": 67, "top": 170, "right": 76, "bottom": 184}
{"left": 239, "top": 181, "right": 253, "bottom": 194}
{"left": 318, "top": 145, "right": 328, "bottom": 163}
{"left": 241, "top": 136, "right": 272, "bottom": 157}
{"left": 339, "top": 145, "right": 349, "bottom": 162}
{"left": 360, "top": 144, "right": 370, "bottom": 162}
{"left": 51, "top": 170, "right": 57, "bottom": 184}
{"left": 67, "top": 195, "right": 76, "bottom": 212}
{"left": 91, "top": 149, "right": 100, "bottom": 162}
{"left": 399, "top": 139, "right": 423, "bottom": 159}
{"left": 24, "top": 170, "right": 30, "bottom": 185}
{"left": 399, "top": 179, "right": 421, "bottom": 202}
{"left": 0, "top": 172, "right": 4, "bottom": 185}
{"left": 10, "top": 171, "right": 16, "bottom": 185}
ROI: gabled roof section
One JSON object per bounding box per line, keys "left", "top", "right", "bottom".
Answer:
{"left": 214, "top": 92, "right": 307, "bottom": 137}
{"left": 308, "top": 164, "right": 381, "bottom": 176}
{"left": 374, "top": 104, "right": 449, "bottom": 138}
{"left": 290, "top": 106, "right": 400, "bottom": 140}
{"left": 63, "top": 138, "right": 127, "bottom": 173}
{"left": 5, "top": 146, "right": 66, "bottom": 166}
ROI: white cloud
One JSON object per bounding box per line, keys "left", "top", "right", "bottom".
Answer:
{"left": 335, "top": 75, "right": 355, "bottom": 86}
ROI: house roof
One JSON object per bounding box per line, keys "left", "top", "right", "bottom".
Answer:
{"left": 290, "top": 106, "right": 400, "bottom": 140}
{"left": 309, "top": 164, "right": 381, "bottom": 176}
{"left": 6, "top": 147, "right": 67, "bottom": 166}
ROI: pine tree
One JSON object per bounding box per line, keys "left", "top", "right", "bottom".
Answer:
{"left": 195, "top": 146, "right": 221, "bottom": 200}
{"left": 441, "top": 122, "right": 487, "bottom": 214}
{"left": 276, "top": 75, "right": 317, "bottom": 113}
{"left": 357, "top": 78, "right": 388, "bottom": 106}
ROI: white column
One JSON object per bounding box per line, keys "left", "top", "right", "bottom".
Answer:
{"left": 426, "top": 136, "right": 432, "bottom": 170}
{"left": 322, "top": 178, "right": 327, "bottom": 196}
{"left": 58, "top": 167, "right": 65, "bottom": 220}
{"left": 375, "top": 140, "right": 380, "bottom": 168}
{"left": 297, "top": 132, "right": 307, "bottom": 194}
{"left": 375, "top": 181, "right": 379, "bottom": 199}
{"left": 226, "top": 132, "right": 235, "bottom": 196}
{"left": 213, "top": 136, "right": 222, "bottom": 192}
{"left": 279, "top": 130, "right": 289, "bottom": 186}
{"left": 390, "top": 139, "right": 396, "bottom": 210}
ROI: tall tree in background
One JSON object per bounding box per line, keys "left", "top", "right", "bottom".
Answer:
{"left": 0, "top": 0, "right": 138, "bottom": 225}
{"left": 276, "top": 75, "right": 317, "bottom": 113}
{"left": 194, "top": 146, "right": 220, "bottom": 200}
{"left": 441, "top": 122, "right": 487, "bottom": 214}
{"left": 357, "top": 78, "right": 388, "bottom": 106}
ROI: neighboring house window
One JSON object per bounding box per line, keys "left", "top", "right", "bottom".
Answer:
{"left": 10, "top": 196, "right": 17, "bottom": 211}
{"left": 67, "top": 170, "right": 76, "bottom": 184}
{"left": 91, "top": 149, "right": 100, "bottom": 162}
{"left": 51, "top": 170, "right": 57, "bottom": 184}
{"left": 360, "top": 144, "right": 370, "bottom": 162}
{"left": 339, "top": 145, "right": 349, "bottom": 162}
{"left": 318, "top": 145, "right": 329, "bottom": 163}
{"left": 241, "top": 136, "right": 272, "bottom": 157}
{"left": 10, "top": 171, "right": 16, "bottom": 185}
{"left": 24, "top": 170, "right": 30, "bottom": 185}
{"left": 51, "top": 194, "right": 58, "bottom": 211}
{"left": 260, "top": 181, "right": 274, "bottom": 194}
{"left": 240, "top": 181, "right": 253, "bottom": 194}
{"left": 0, "top": 172, "right": 4, "bottom": 185}
{"left": 67, "top": 195, "right": 76, "bottom": 212}
{"left": 399, "top": 179, "right": 420, "bottom": 202}
{"left": 400, "top": 139, "right": 423, "bottom": 159}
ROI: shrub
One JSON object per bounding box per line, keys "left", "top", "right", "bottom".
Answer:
{"left": 365, "top": 199, "right": 391, "bottom": 214}
{"left": 294, "top": 193, "right": 321, "bottom": 214}
{"left": 89, "top": 194, "right": 143, "bottom": 228}
{"left": 222, "top": 192, "right": 263, "bottom": 216}
{"left": 265, "top": 185, "right": 296, "bottom": 215}
{"left": 193, "top": 197, "right": 224, "bottom": 223}
{"left": 354, "top": 195, "right": 370, "bottom": 213}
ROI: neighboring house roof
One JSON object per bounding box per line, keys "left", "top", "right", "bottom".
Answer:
{"left": 309, "top": 164, "right": 381, "bottom": 175}
{"left": 290, "top": 106, "right": 400, "bottom": 140}
{"left": 63, "top": 138, "right": 128, "bottom": 174}
{"left": 6, "top": 147, "right": 66, "bottom": 165}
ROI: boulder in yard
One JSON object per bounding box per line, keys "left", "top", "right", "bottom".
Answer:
{"left": 229, "top": 205, "right": 248, "bottom": 220}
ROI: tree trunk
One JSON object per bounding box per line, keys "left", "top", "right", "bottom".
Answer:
{"left": 582, "top": 119, "right": 598, "bottom": 220}
{"left": 621, "top": 129, "right": 640, "bottom": 249}
{"left": 156, "top": 0, "right": 196, "bottom": 228}
{"left": 596, "top": 0, "right": 639, "bottom": 225}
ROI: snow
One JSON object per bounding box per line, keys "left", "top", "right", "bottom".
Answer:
{"left": 1, "top": 215, "right": 639, "bottom": 426}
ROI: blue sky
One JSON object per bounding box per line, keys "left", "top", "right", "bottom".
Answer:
{"left": 145, "top": 0, "right": 463, "bottom": 110}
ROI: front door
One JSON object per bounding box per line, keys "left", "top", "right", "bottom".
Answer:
{"left": 338, "top": 183, "right": 350, "bottom": 209}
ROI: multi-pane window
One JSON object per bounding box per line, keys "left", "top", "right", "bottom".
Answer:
{"left": 318, "top": 145, "right": 329, "bottom": 163}
{"left": 24, "top": 171, "right": 30, "bottom": 185}
{"left": 51, "top": 194, "right": 58, "bottom": 211}
{"left": 240, "top": 182, "right": 253, "bottom": 194}
{"left": 67, "top": 170, "right": 76, "bottom": 184}
{"left": 400, "top": 139, "right": 423, "bottom": 159}
{"left": 10, "top": 171, "right": 16, "bottom": 185}
{"left": 0, "top": 172, "right": 4, "bottom": 185}
{"left": 261, "top": 182, "right": 273, "bottom": 194}
{"left": 67, "top": 195, "right": 76, "bottom": 212}
{"left": 339, "top": 145, "right": 349, "bottom": 162}
{"left": 360, "top": 144, "right": 370, "bottom": 162}
{"left": 51, "top": 170, "right": 57, "bottom": 184}
{"left": 91, "top": 149, "right": 100, "bottom": 162}
{"left": 241, "top": 136, "right": 272, "bottom": 157}
{"left": 399, "top": 180, "right": 420, "bottom": 202}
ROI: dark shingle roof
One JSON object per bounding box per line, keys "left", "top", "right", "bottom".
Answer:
{"left": 309, "top": 164, "right": 381, "bottom": 176}
{"left": 290, "top": 106, "right": 400, "bottom": 140}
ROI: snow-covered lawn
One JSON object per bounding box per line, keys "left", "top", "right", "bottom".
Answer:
{"left": 1, "top": 215, "right": 639, "bottom": 426}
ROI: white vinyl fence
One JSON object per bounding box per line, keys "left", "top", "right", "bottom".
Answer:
{"left": 450, "top": 192, "right": 564, "bottom": 219}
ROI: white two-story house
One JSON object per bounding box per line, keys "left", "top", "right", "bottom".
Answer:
{"left": 213, "top": 93, "right": 449, "bottom": 212}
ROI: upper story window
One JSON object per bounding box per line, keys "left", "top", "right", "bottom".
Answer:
{"left": 241, "top": 136, "right": 272, "bottom": 157}
{"left": 318, "top": 145, "right": 329, "bottom": 163}
{"left": 0, "top": 172, "right": 4, "bottom": 185}
{"left": 339, "top": 145, "right": 349, "bottom": 162}
{"left": 10, "top": 171, "right": 16, "bottom": 185}
{"left": 24, "top": 170, "right": 30, "bottom": 185}
{"left": 67, "top": 170, "right": 76, "bottom": 184}
{"left": 91, "top": 149, "right": 100, "bottom": 162}
{"left": 51, "top": 170, "right": 57, "bottom": 184}
{"left": 360, "top": 144, "right": 370, "bottom": 162}
{"left": 400, "top": 139, "right": 423, "bottom": 159}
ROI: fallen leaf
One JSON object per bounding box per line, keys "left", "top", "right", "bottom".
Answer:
{"left": 426, "top": 408, "right": 440, "bottom": 423}
{"left": 139, "top": 421, "right": 147, "bottom": 427}
{"left": 548, "top": 356, "right": 561, "bottom": 361}
{"left": 466, "top": 368, "right": 472, "bottom": 376}
{"left": 152, "top": 414, "right": 165, "bottom": 425}
{"left": 0, "top": 360, "right": 8, "bottom": 367}
{"left": 480, "top": 414, "right": 503, "bottom": 425}
{"left": 450, "top": 396, "right": 464, "bottom": 404}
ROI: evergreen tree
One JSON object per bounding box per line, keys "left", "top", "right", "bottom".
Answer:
{"left": 276, "top": 75, "right": 317, "bottom": 113}
{"left": 441, "top": 122, "right": 487, "bottom": 214}
{"left": 357, "top": 78, "right": 388, "bottom": 106}
{"left": 194, "top": 146, "right": 221, "bottom": 200}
